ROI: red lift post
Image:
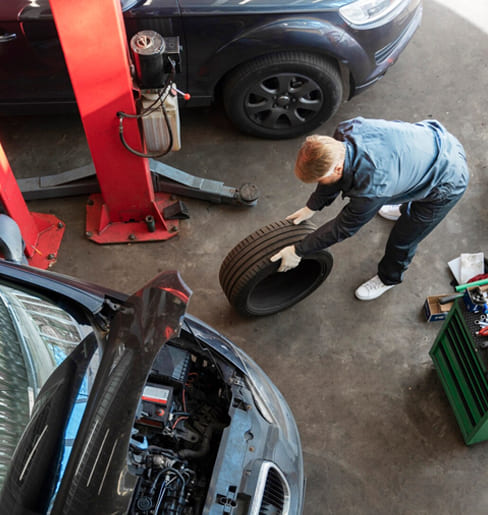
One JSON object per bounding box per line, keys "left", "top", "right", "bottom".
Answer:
{"left": 0, "top": 143, "right": 64, "bottom": 268}
{"left": 49, "top": 0, "right": 178, "bottom": 244}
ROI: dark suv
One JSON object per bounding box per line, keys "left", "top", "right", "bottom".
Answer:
{"left": 0, "top": 0, "right": 422, "bottom": 138}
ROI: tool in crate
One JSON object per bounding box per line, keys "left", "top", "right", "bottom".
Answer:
{"left": 464, "top": 286, "right": 488, "bottom": 314}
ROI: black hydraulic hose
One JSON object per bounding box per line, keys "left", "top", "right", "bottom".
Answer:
{"left": 117, "top": 57, "right": 176, "bottom": 158}
{"left": 117, "top": 104, "right": 173, "bottom": 158}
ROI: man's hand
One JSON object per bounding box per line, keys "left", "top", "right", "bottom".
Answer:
{"left": 286, "top": 206, "right": 315, "bottom": 225}
{"left": 270, "top": 245, "right": 301, "bottom": 272}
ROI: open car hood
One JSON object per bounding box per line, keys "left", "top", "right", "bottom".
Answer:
{"left": 0, "top": 271, "right": 192, "bottom": 514}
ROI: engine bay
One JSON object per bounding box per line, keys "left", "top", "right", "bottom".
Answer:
{"left": 128, "top": 340, "right": 232, "bottom": 514}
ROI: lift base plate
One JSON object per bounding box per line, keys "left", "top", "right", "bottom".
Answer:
{"left": 28, "top": 213, "right": 66, "bottom": 269}
{"left": 85, "top": 193, "right": 179, "bottom": 244}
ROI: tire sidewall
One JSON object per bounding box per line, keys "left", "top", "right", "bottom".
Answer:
{"left": 232, "top": 251, "right": 333, "bottom": 316}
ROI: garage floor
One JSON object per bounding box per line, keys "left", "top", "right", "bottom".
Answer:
{"left": 1, "top": 1, "right": 487, "bottom": 513}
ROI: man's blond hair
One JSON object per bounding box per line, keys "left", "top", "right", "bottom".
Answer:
{"left": 294, "top": 135, "right": 345, "bottom": 183}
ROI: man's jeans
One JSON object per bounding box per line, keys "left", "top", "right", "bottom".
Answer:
{"left": 378, "top": 190, "right": 466, "bottom": 285}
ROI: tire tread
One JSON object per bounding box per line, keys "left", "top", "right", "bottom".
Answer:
{"left": 219, "top": 220, "right": 333, "bottom": 315}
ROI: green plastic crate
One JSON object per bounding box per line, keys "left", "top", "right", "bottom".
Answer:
{"left": 429, "top": 301, "right": 488, "bottom": 445}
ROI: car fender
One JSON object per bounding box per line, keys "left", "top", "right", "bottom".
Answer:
{"left": 187, "top": 17, "right": 371, "bottom": 98}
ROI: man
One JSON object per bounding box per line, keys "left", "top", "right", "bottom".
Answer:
{"left": 270, "top": 117, "right": 469, "bottom": 300}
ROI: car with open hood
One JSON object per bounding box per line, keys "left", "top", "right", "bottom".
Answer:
{"left": 0, "top": 0, "right": 423, "bottom": 139}
{"left": 0, "top": 259, "right": 304, "bottom": 514}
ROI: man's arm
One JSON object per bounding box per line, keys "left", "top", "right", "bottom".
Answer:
{"left": 295, "top": 197, "right": 385, "bottom": 256}
{"left": 306, "top": 183, "right": 342, "bottom": 211}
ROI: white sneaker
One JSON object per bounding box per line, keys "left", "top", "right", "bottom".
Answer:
{"left": 378, "top": 204, "right": 401, "bottom": 221}
{"left": 355, "top": 275, "right": 395, "bottom": 301}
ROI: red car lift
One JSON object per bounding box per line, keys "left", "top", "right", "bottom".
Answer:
{"left": 47, "top": 0, "right": 257, "bottom": 244}
{"left": 0, "top": 143, "right": 64, "bottom": 269}
{"left": 49, "top": 0, "right": 179, "bottom": 244}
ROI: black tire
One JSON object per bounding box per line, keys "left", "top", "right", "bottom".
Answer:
{"left": 223, "top": 52, "right": 343, "bottom": 139}
{"left": 219, "top": 220, "right": 333, "bottom": 316}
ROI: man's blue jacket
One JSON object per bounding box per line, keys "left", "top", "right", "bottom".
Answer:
{"left": 295, "top": 117, "right": 469, "bottom": 256}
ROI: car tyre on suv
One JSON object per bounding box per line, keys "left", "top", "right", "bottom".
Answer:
{"left": 223, "top": 52, "right": 343, "bottom": 139}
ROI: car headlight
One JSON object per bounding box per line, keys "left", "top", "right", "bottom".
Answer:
{"left": 339, "top": 0, "right": 407, "bottom": 26}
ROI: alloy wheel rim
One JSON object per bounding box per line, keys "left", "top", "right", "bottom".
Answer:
{"left": 244, "top": 73, "right": 324, "bottom": 130}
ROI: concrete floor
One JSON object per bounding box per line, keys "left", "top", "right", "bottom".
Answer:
{"left": 1, "top": 0, "right": 487, "bottom": 513}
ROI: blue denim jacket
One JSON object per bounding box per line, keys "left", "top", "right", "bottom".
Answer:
{"left": 295, "top": 117, "right": 469, "bottom": 256}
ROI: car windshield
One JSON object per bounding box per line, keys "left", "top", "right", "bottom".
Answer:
{"left": 0, "top": 283, "right": 94, "bottom": 491}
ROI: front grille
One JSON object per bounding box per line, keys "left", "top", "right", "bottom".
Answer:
{"left": 260, "top": 467, "right": 286, "bottom": 513}
{"left": 251, "top": 462, "right": 290, "bottom": 515}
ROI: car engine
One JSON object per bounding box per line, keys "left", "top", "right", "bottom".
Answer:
{"left": 128, "top": 341, "right": 232, "bottom": 514}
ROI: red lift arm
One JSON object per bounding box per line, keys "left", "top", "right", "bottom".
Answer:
{"left": 49, "top": 0, "right": 178, "bottom": 244}
{"left": 0, "top": 143, "right": 64, "bottom": 268}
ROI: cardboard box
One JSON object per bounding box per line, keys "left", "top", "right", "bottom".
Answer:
{"left": 425, "top": 285, "right": 488, "bottom": 322}
{"left": 424, "top": 295, "right": 456, "bottom": 322}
